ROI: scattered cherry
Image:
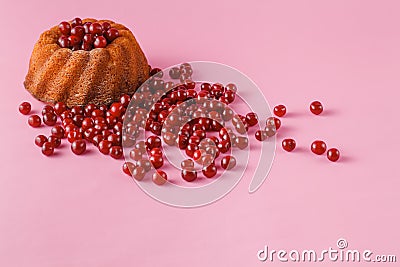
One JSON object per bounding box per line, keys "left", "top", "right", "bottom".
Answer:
{"left": 221, "top": 156, "right": 236, "bottom": 170}
{"left": 71, "top": 139, "right": 86, "bottom": 155}
{"left": 35, "top": 135, "right": 48, "bottom": 147}
{"left": 327, "top": 148, "right": 340, "bottom": 162}
{"left": 310, "top": 101, "right": 323, "bottom": 115}
{"left": 42, "top": 142, "right": 54, "bottom": 156}
{"left": 152, "top": 170, "right": 168, "bottom": 185}
{"left": 109, "top": 146, "right": 123, "bottom": 159}
{"left": 202, "top": 164, "right": 217, "bottom": 178}
{"left": 122, "top": 162, "right": 135, "bottom": 176}
{"left": 282, "top": 138, "right": 296, "bottom": 152}
{"left": 181, "top": 169, "right": 197, "bottom": 182}
{"left": 28, "top": 115, "right": 41, "bottom": 127}
{"left": 311, "top": 140, "right": 327, "bottom": 155}
{"left": 273, "top": 104, "right": 286, "bottom": 117}
{"left": 48, "top": 135, "right": 61, "bottom": 148}
{"left": 43, "top": 113, "right": 57, "bottom": 126}
{"left": 19, "top": 102, "right": 31, "bottom": 115}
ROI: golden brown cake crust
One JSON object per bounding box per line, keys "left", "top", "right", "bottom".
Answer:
{"left": 24, "top": 19, "right": 149, "bottom": 107}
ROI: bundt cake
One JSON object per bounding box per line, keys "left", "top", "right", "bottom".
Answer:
{"left": 24, "top": 18, "right": 149, "bottom": 107}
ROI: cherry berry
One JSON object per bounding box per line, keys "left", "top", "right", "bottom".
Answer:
{"left": 122, "top": 162, "right": 135, "bottom": 176}
{"left": 19, "top": 102, "right": 31, "bottom": 115}
{"left": 181, "top": 169, "right": 197, "bottom": 182}
{"left": 35, "top": 135, "right": 48, "bottom": 147}
{"left": 152, "top": 170, "right": 168, "bottom": 185}
{"left": 273, "top": 104, "right": 286, "bottom": 117}
{"left": 311, "top": 140, "right": 327, "bottom": 155}
{"left": 110, "top": 146, "right": 123, "bottom": 159}
{"left": 28, "top": 115, "right": 41, "bottom": 127}
{"left": 41, "top": 142, "right": 54, "bottom": 156}
{"left": 94, "top": 36, "right": 107, "bottom": 48}
{"left": 71, "top": 139, "right": 86, "bottom": 155}
{"left": 221, "top": 156, "right": 236, "bottom": 170}
{"left": 58, "top": 21, "right": 71, "bottom": 35}
{"left": 282, "top": 138, "right": 296, "bottom": 152}
{"left": 327, "top": 148, "right": 340, "bottom": 162}
{"left": 202, "top": 164, "right": 217, "bottom": 178}
{"left": 310, "top": 101, "right": 323, "bottom": 115}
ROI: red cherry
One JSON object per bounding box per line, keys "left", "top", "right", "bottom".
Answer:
{"left": 58, "top": 36, "right": 70, "bottom": 48}
{"left": 35, "top": 135, "right": 48, "bottom": 147}
{"left": 42, "top": 142, "right": 54, "bottom": 156}
{"left": 81, "top": 41, "right": 92, "bottom": 51}
{"left": 71, "top": 139, "right": 86, "bottom": 155}
{"left": 89, "top": 22, "right": 103, "bottom": 35}
{"left": 149, "top": 155, "right": 163, "bottom": 169}
{"left": 102, "top": 22, "right": 111, "bottom": 32}
{"left": 94, "top": 36, "right": 107, "bottom": 48}
{"left": 68, "top": 35, "right": 80, "bottom": 46}
{"left": 221, "top": 156, "right": 236, "bottom": 170}
{"left": 107, "top": 133, "right": 121, "bottom": 146}
{"left": 202, "top": 163, "right": 217, "bottom": 178}
{"left": 245, "top": 112, "right": 258, "bottom": 126}
{"left": 122, "top": 162, "right": 135, "bottom": 176}
{"left": 273, "top": 104, "right": 286, "bottom": 117}
{"left": 266, "top": 117, "right": 281, "bottom": 130}
{"left": 152, "top": 170, "right": 168, "bottom": 185}
{"left": 43, "top": 112, "right": 57, "bottom": 126}
{"left": 28, "top": 115, "right": 41, "bottom": 127}
{"left": 71, "top": 17, "right": 82, "bottom": 28}
{"left": 41, "top": 105, "right": 54, "bottom": 115}
{"left": 310, "top": 101, "right": 323, "bottom": 115}
{"left": 109, "top": 102, "right": 124, "bottom": 117}
{"left": 120, "top": 94, "right": 130, "bottom": 107}
{"left": 327, "top": 148, "right": 340, "bottom": 162}
{"left": 83, "top": 22, "right": 92, "bottom": 34}
{"left": 105, "top": 28, "right": 120, "bottom": 42}
{"left": 136, "top": 159, "right": 152, "bottom": 172}
{"left": 132, "top": 166, "right": 146, "bottom": 181}
{"left": 181, "top": 169, "right": 197, "bottom": 182}
{"left": 48, "top": 135, "right": 61, "bottom": 148}
{"left": 109, "top": 146, "right": 123, "bottom": 159}
{"left": 54, "top": 102, "right": 67, "bottom": 115}
{"left": 282, "top": 138, "right": 296, "bottom": 152}
{"left": 311, "top": 140, "right": 327, "bottom": 155}
{"left": 71, "top": 25, "right": 85, "bottom": 40}
{"left": 98, "top": 140, "right": 112, "bottom": 155}
{"left": 19, "top": 102, "right": 31, "bottom": 115}
{"left": 51, "top": 126, "right": 65, "bottom": 139}
{"left": 146, "top": 135, "right": 161, "bottom": 149}
{"left": 67, "top": 130, "right": 82, "bottom": 143}
{"left": 58, "top": 21, "right": 71, "bottom": 35}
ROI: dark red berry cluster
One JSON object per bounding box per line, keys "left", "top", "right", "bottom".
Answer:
{"left": 19, "top": 95, "right": 130, "bottom": 158}
{"left": 267, "top": 102, "right": 340, "bottom": 162}
{"left": 57, "top": 17, "right": 120, "bottom": 51}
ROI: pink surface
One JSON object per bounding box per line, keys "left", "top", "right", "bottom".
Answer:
{"left": 1, "top": 0, "right": 399, "bottom": 266}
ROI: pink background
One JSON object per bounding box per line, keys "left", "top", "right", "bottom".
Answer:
{"left": 1, "top": 0, "right": 399, "bottom": 266}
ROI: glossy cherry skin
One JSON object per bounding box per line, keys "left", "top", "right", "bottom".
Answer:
{"left": 136, "top": 159, "right": 152, "bottom": 172}
{"left": 152, "top": 170, "right": 168, "bottom": 185}
{"left": 282, "top": 138, "right": 296, "bottom": 152}
{"left": 149, "top": 155, "right": 163, "bottom": 169}
{"left": 105, "top": 28, "right": 120, "bottom": 42}
{"left": 202, "top": 164, "right": 217, "bottom": 178}
{"left": 71, "top": 25, "right": 85, "bottom": 40}
{"left": 311, "top": 140, "right": 327, "bottom": 155}
{"left": 266, "top": 117, "right": 281, "bottom": 130}
{"left": 35, "top": 135, "right": 48, "bottom": 147}
{"left": 310, "top": 101, "right": 323, "bottom": 115}
{"left": 58, "top": 36, "right": 70, "bottom": 48}
{"left": 71, "top": 139, "right": 86, "bottom": 155}
{"left": 110, "top": 146, "right": 123, "bottom": 159}
{"left": 94, "top": 36, "right": 107, "bottom": 48}
{"left": 221, "top": 156, "right": 236, "bottom": 170}
{"left": 89, "top": 22, "right": 103, "bottom": 35}
{"left": 58, "top": 21, "right": 71, "bottom": 35}
{"left": 41, "top": 142, "right": 54, "bottom": 156}
{"left": 181, "top": 169, "right": 197, "bottom": 182}
{"left": 146, "top": 135, "right": 162, "bottom": 150}
{"left": 327, "top": 148, "right": 340, "bottom": 162}
{"left": 245, "top": 112, "right": 258, "bottom": 126}
{"left": 130, "top": 148, "right": 143, "bottom": 161}
{"left": 71, "top": 17, "right": 82, "bottom": 27}
{"left": 132, "top": 166, "right": 146, "bottom": 181}
{"left": 98, "top": 140, "right": 112, "bottom": 155}
{"left": 54, "top": 102, "right": 67, "bottom": 115}
{"left": 28, "top": 115, "right": 41, "bottom": 127}
{"left": 122, "top": 162, "right": 135, "bottom": 176}
{"left": 48, "top": 135, "right": 61, "bottom": 148}
{"left": 255, "top": 130, "right": 267, "bottom": 141}
{"left": 19, "top": 102, "right": 31, "bottom": 115}
{"left": 109, "top": 102, "right": 124, "bottom": 117}
{"left": 273, "top": 105, "right": 286, "bottom": 117}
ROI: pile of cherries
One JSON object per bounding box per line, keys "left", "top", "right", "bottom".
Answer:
{"left": 57, "top": 17, "right": 120, "bottom": 51}
{"left": 19, "top": 62, "right": 340, "bottom": 187}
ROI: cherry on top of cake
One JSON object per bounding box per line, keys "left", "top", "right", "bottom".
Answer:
{"left": 57, "top": 17, "right": 120, "bottom": 51}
